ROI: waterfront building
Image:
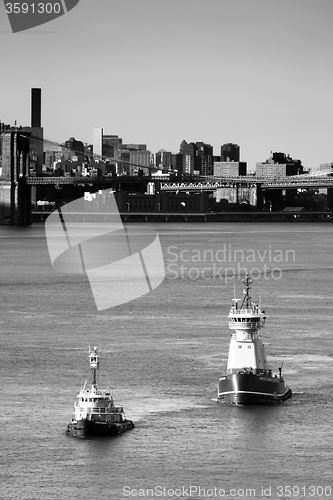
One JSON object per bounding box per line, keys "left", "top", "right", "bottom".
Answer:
{"left": 256, "top": 152, "right": 303, "bottom": 178}
{"left": 213, "top": 161, "right": 247, "bottom": 177}
{"left": 221, "top": 143, "right": 240, "bottom": 162}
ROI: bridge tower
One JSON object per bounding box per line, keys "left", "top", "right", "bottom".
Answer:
{"left": 0, "top": 130, "right": 31, "bottom": 225}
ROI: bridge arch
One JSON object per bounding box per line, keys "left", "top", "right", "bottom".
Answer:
{"left": 238, "top": 199, "right": 252, "bottom": 211}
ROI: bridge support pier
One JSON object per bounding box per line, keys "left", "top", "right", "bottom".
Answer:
{"left": 262, "top": 188, "right": 284, "bottom": 211}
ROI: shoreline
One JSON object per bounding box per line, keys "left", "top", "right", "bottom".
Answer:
{"left": 29, "top": 210, "right": 333, "bottom": 224}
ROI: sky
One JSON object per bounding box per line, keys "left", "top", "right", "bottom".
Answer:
{"left": 1, "top": 0, "right": 333, "bottom": 172}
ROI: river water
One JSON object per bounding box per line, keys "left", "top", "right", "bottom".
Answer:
{"left": 1, "top": 222, "right": 333, "bottom": 500}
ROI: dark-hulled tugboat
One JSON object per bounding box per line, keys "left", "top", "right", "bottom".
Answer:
{"left": 66, "top": 347, "right": 134, "bottom": 437}
{"left": 218, "top": 275, "right": 292, "bottom": 405}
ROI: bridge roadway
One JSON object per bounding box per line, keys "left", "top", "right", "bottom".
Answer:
{"left": 21, "top": 175, "right": 333, "bottom": 190}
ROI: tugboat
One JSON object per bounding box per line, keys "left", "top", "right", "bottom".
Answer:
{"left": 66, "top": 347, "right": 134, "bottom": 437}
{"left": 218, "top": 275, "right": 292, "bottom": 405}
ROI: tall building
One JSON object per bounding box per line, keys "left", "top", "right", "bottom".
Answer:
{"left": 21, "top": 88, "right": 44, "bottom": 171}
{"left": 196, "top": 142, "right": 213, "bottom": 176}
{"left": 93, "top": 127, "right": 103, "bottom": 156}
{"left": 31, "top": 88, "right": 41, "bottom": 128}
{"left": 172, "top": 153, "right": 183, "bottom": 173}
{"left": 183, "top": 142, "right": 198, "bottom": 175}
{"left": 102, "top": 134, "right": 122, "bottom": 158}
{"left": 221, "top": 143, "right": 240, "bottom": 162}
{"left": 179, "top": 141, "right": 213, "bottom": 175}
{"left": 156, "top": 150, "right": 173, "bottom": 171}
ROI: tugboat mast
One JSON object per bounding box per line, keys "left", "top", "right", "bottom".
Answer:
{"left": 239, "top": 274, "right": 252, "bottom": 310}
{"left": 89, "top": 346, "right": 99, "bottom": 387}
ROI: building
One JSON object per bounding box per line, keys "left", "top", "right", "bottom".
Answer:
{"left": 93, "top": 127, "right": 103, "bottom": 156}
{"left": 157, "top": 151, "right": 183, "bottom": 173}
{"left": 221, "top": 143, "right": 240, "bottom": 162}
{"left": 102, "top": 134, "right": 122, "bottom": 158}
{"left": 119, "top": 144, "right": 151, "bottom": 176}
{"left": 21, "top": 88, "right": 44, "bottom": 172}
{"left": 156, "top": 150, "right": 173, "bottom": 171}
{"left": 213, "top": 161, "right": 247, "bottom": 177}
{"left": 179, "top": 140, "right": 213, "bottom": 175}
{"left": 172, "top": 153, "right": 183, "bottom": 173}
{"left": 319, "top": 163, "right": 333, "bottom": 173}
{"left": 65, "top": 137, "right": 84, "bottom": 161}
{"left": 256, "top": 152, "right": 303, "bottom": 178}
{"left": 196, "top": 142, "right": 213, "bottom": 176}
{"left": 31, "top": 88, "right": 41, "bottom": 128}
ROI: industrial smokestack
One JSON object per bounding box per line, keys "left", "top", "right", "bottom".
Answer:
{"left": 31, "top": 88, "right": 41, "bottom": 127}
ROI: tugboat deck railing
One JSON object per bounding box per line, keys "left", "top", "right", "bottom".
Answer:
{"left": 229, "top": 321, "right": 261, "bottom": 329}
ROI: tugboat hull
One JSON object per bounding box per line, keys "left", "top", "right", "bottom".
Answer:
{"left": 218, "top": 373, "right": 292, "bottom": 405}
{"left": 66, "top": 418, "right": 134, "bottom": 437}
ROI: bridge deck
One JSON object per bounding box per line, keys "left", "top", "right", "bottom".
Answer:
{"left": 16, "top": 175, "right": 333, "bottom": 189}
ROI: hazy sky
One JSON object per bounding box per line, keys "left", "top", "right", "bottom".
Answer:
{"left": 1, "top": 0, "right": 333, "bottom": 171}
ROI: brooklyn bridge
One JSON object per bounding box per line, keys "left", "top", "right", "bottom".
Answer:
{"left": 1, "top": 130, "right": 333, "bottom": 224}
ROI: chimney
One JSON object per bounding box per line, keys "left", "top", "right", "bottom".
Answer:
{"left": 31, "top": 88, "right": 41, "bottom": 127}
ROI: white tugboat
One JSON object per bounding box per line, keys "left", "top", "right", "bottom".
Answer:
{"left": 66, "top": 347, "right": 134, "bottom": 437}
{"left": 218, "top": 275, "right": 292, "bottom": 405}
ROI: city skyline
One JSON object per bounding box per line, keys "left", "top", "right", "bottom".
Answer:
{"left": 1, "top": 0, "right": 333, "bottom": 171}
